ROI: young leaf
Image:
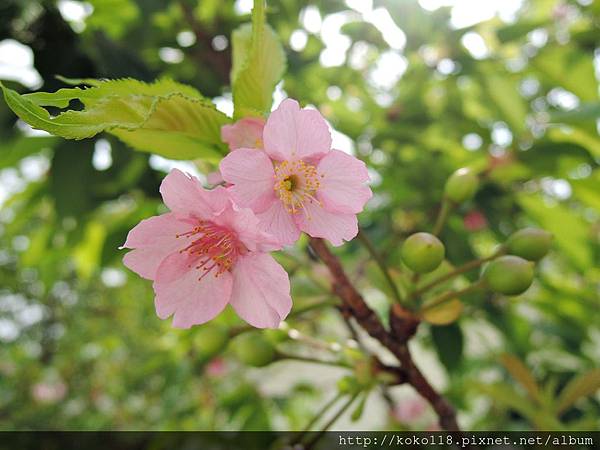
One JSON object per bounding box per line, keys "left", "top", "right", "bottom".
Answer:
{"left": 0, "top": 78, "right": 231, "bottom": 161}
{"left": 556, "top": 368, "right": 600, "bottom": 414}
{"left": 500, "top": 353, "right": 543, "bottom": 405}
{"left": 231, "top": 0, "right": 286, "bottom": 119}
{"left": 421, "top": 298, "right": 464, "bottom": 325}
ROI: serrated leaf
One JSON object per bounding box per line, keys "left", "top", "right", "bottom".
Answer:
{"left": 421, "top": 298, "right": 464, "bottom": 325}
{"left": 556, "top": 368, "right": 600, "bottom": 414}
{"left": 0, "top": 78, "right": 231, "bottom": 161}
{"left": 231, "top": 0, "right": 286, "bottom": 118}
{"left": 500, "top": 353, "right": 543, "bottom": 405}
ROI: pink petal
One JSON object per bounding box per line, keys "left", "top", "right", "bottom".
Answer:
{"left": 121, "top": 213, "right": 194, "bottom": 280}
{"left": 263, "top": 99, "right": 331, "bottom": 161}
{"left": 257, "top": 200, "right": 301, "bottom": 246}
{"left": 122, "top": 213, "right": 191, "bottom": 249}
{"left": 219, "top": 149, "right": 276, "bottom": 213}
{"left": 153, "top": 256, "right": 233, "bottom": 328}
{"left": 317, "top": 150, "right": 372, "bottom": 214}
{"left": 123, "top": 247, "right": 175, "bottom": 280}
{"left": 221, "top": 117, "right": 265, "bottom": 150}
{"left": 160, "top": 169, "right": 227, "bottom": 218}
{"left": 230, "top": 253, "right": 292, "bottom": 328}
{"left": 213, "top": 201, "right": 282, "bottom": 252}
{"left": 296, "top": 202, "right": 358, "bottom": 247}
{"left": 207, "top": 170, "right": 224, "bottom": 186}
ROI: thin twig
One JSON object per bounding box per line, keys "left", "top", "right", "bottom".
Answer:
{"left": 358, "top": 229, "right": 404, "bottom": 305}
{"left": 420, "top": 279, "right": 487, "bottom": 313}
{"left": 411, "top": 249, "right": 503, "bottom": 300}
{"left": 276, "top": 351, "right": 351, "bottom": 368}
{"left": 432, "top": 199, "right": 453, "bottom": 236}
{"left": 294, "top": 391, "right": 343, "bottom": 444}
{"left": 309, "top": 237, "right": 461, "bottom": 432}
{"left": 303, "top": 392, "right": 360, "bottom": 449}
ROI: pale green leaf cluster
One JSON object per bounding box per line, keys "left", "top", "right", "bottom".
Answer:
{"left": 0, "top": 78, "right": 231, "bottom": 161}
{"left": 231, "top": 0, "right": 286, "bottom": 119}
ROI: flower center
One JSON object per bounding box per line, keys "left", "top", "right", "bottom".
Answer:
{"left": 274, "top": 160, "right": 322, "bottom": 214}
{"left": 176, "top": 221, "right": 240, "bottom": 280}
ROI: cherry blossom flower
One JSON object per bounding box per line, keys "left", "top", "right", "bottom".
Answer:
{"left": 220, "top": 99, "right": 372, "bottom": 246}
{"left": 221, "top": 116, "right": 265, "bottom": 150}
{"left": 208, "top": 117, "right": 266, "bottom": 186}
{"left": 121, "top": 169, "right": 292, "bottom": 329}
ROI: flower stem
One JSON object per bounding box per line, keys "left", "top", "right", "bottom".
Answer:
{"left": 303, "top": 392, "right": 360, "bottom": 449}
{"left": 420, "top": 279, "right": 487, "bottom": 313}
{"left": 293, "top": 391, "right": 344, "bottom": 445}
{"left": 275, "top": 351, "right": 351, "bottom": 368}
{"left": 432, "top": 199, "right": 453, "bottom": 236}
{"left": 289, "top": 298, "right": 340, "bottom": 317}
{"left": 411, "top": 249, "right": 503, "bottom": 300}
{"left": 358, "top": 229, "right": 404, "bottom": 305}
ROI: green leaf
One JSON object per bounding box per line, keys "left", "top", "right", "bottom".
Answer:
{"left": 517, "top": 193, "right": 592, "bottom": 271}
{"left": 476, "top": 382, "right": 562, "bottom": 429}
{"left": 73, "top": 221, "right": 107, "bottom": 280}
{"left": 531, "top": 45, "right": 599, "bottom": 102}
{"left": 500, "top": 353, "right": 543, "bottom": 404}
{"left": 431, "top": 323, "right": 463, "bottom": 372}
{"left": 0, "top": 78, "right": 231, "bottom": 161}
{"left": 479, "top": 69, "right": 528, "bottom": 135}
{"left": 548, "top": 102, "right": 600, "bottom": 124}
{"left": 421, "top": 298, "right": 464, "bottom": 325}
{"left": 556, "top": 369, "right": 600, "bottom": 414}
{"left": 0, "top": 136, "right": 57, "bottom": 169}
{"left": 231, "top": 0, "right": 286, "bottom": 119}
{"left": 496, "top": 20, "right": 548, "bottom": 43}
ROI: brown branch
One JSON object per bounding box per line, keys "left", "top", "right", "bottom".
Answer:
{"left": 309, "top": 237, "right": 461, "bottom": 432}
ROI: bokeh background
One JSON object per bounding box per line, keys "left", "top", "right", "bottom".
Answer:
{"left": 0, "top": 0, "right": 599, "bottom": 431}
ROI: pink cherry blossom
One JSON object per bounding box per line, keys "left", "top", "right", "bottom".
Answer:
{"left": 208, "top": 117, "right": 267, "bottom": 186}
{"left": 221, "top": 117, "right": 265, "bottom": 150}
{"left": 219, "top": 99, "right": 372, "bottom": 246}
{"left": 121, "top": 169, "right": 292, "bottom": 329}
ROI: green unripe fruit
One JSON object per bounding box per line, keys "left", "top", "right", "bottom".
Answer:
{"left": 444, "top": 167, "right": 479, "bottom": 203}
{"left": 506, "top": 228, "right": 553, "bottom": 261}
{"left": 232, "top": 333, "right": 276, "bottom": 367}
{"left": 194, "top": 324, "right": 229, "bottom": 359}
{"left": 483, "top": 255, "right": 534, "bottom": 296}
{"left": 401, "top": 232, "right": 445, "bottom": 273}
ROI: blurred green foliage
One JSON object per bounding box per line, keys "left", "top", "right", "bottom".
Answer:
{"left": 0, "top": 0, "right": 599, "bottom": 432}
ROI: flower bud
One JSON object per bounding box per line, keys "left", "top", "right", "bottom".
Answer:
{"left": 444, "top": 168, "right": 478, "bottom": 203}
{"left": 232, "top": 333, "right": 276, "bottom": 367}
{"left": 337, "top": 375, "right": 361, "bottom": 394}
{"left": 401, "top": 232, "right": 445, "bottom": 273}
{"left": 194, "top": 324, "right": 229, "bottom": 359}
{"left": 506, "top": 228, "right": 552, "bottom": 261}
{"left": 483, "top": 255, "right": 534, "bottom": 296}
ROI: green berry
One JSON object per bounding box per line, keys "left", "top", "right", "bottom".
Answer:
{"left": 444, "top": 168, "right": 478, "bottom": 203}
{"left": 401, "top": 232, "right": 445, "bottom": 273}
{"left": 194, "top": 324, "right": 229, "bottom": 359}
{"left": 232, "top": 333, "right": 276, "bottom": 367}
{"left": 506, "top": 228, "right": 553, "bottom": 261}
{"left": 483, "top": 255, "right": 534, "bottom": 296}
